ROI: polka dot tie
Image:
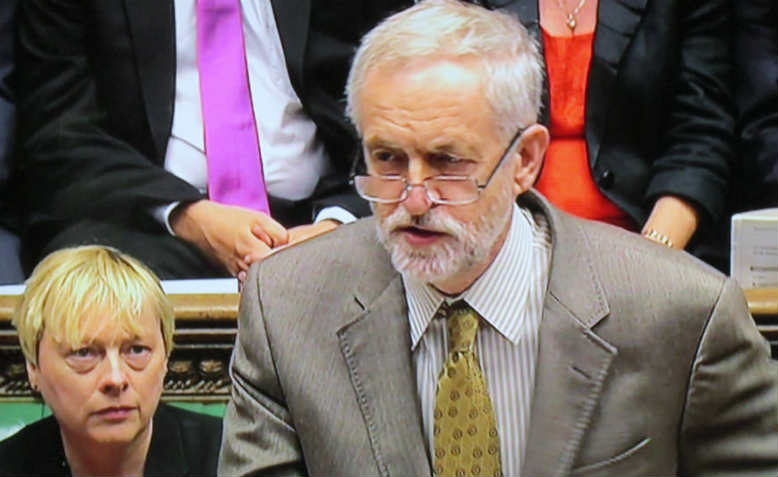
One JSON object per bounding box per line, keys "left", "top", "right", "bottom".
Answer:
{"left": 433, "top": 301, "right": 501, "bottom": 477}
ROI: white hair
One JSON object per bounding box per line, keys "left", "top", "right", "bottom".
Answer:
{"left": 346, "top": 0, "right": 544, "bottom": 142}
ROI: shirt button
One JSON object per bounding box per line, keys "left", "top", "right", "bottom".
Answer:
{"left": 598, "top": 169, "right": 615, "bottom": 189}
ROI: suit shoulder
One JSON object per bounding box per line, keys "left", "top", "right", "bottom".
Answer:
{"left": 0, "top": 416, "right": 63, "bottom": 475}
{"left": 256, "top": 217, "right": 395, "bottom": 293}
{"left": 270, "top": 218, "right": 383, "bottom": 265}
{"left": 577, "top": 217, "right": 726, "bottom": 288}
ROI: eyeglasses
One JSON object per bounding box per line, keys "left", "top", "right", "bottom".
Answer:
{"left": 351, "top": 127, "right": 526, "bottom": 205}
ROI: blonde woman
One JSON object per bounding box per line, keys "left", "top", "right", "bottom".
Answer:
{"left": 0, "top": 246, "right": 221, "bottom": 476}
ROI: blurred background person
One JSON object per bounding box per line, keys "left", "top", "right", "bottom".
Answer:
{"left": 14, "top": 1, "right": 411, "bottom": 280}
{"left": 489, "top": 0, "right": 734, "bottom": 258}
{"left": 708, "top": 0, "right": 778, "bottom": 272}
{"left": 0, "top": 0, "right": 22, "bottom": 284}
{"left": 0, "top": 245, "right": 221, "bottom": 476}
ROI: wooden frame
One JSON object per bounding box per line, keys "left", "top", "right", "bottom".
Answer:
{"left": 1, "top": 288, "right": 775, "bottom": 402}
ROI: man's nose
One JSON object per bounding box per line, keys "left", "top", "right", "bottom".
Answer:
{"left": 100, "top": 350, "right": 129, "bottom": 395}
{"left": 401, "top": 183, "right": 433, "bottom": 216}
{"left": 401, "top": 159, "right": 434, "bottom": 216}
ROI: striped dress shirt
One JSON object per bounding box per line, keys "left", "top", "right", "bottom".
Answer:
{"left": 404, "top": 203, "right": 552, "bottom": 476}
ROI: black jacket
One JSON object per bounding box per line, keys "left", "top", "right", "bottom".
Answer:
{"left": 0, "top": 403, "right": 222, "bottom": 476}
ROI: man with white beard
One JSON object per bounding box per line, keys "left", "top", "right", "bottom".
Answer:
{"left": 219, "top": 1, "right": 777, "bottom": 476}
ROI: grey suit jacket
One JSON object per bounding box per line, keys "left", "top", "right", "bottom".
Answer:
{"left": 220, "top": 191, "right": 777, "bottom": 476}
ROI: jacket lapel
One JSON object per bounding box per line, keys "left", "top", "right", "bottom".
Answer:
{"left": 586, "top": 0, "right": 648, "bottom": 167}
{"left": 271, "top": 0, "right": 310, "bottom": 98}
{"left": 123, "top": 0, "right": 175, "bottom": 161}
{"left": 337, "top": 274, "right": 432, "bottom": 477}
{"left": 520, "top": 192, "right": 618, "bottom": 476}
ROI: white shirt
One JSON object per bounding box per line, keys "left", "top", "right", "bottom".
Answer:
{"left": 155, "top": 0, "right": 353, "bottom": 229}
{"left": 404, "top": 204, "right": 552, "bottom": 476}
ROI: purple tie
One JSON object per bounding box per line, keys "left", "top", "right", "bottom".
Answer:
{"left": 196, "top": 0, "right": 270, "bottom": 214}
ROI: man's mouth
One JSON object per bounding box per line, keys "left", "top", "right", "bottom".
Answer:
{"left": 395, "top": 226, "right": 447, "bottom": 245}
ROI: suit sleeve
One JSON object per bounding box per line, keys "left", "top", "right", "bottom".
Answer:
{"left": 679, "top": 278, "right": 778, "bottom": 476}
{"left": 731, "top": 0, "right": 778, "bottom": 211}
{"left": 219, "top": 263, "right": 306, "bottom": 477}
{"left": 15, "top": 0, "right": 203, "bottom": 239}
{"left": 643, "top": 0, "right": 735, "bottom": 224}
{"left": 0, "top": 0, "right": 17, "bottom": 229}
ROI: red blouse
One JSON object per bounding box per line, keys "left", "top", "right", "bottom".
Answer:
{"left": 535, "top": 28, "right": 636, "bottom": 230}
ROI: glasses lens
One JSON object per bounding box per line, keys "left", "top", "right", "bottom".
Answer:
{"left": 427, "top": 177, "right": 479, "bottom": 204}
{"left": 353, "top": 175, "right": 406, "bottom": 202}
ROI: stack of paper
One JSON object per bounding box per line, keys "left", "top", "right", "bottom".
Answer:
{"left": 731, "top": 208, "right": 778, "bottom": 288}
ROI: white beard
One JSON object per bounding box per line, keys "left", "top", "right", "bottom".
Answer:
{"left": 375, "top": 181, "right": 513, "bottom": 284}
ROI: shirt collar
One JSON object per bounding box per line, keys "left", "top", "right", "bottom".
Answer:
{"left": 405, "top": 203, "right": 541, "bottom": 349}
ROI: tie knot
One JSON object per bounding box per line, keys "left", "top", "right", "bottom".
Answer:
{"left": 445, "top": 301, "right": 480, "bottom": 353}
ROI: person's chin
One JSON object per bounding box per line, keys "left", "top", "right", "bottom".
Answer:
{"left": 87, "top": 421, "right": 145, "bottom": 445}
{"left": 86, "top": 411, "right": 146, "bottom": 444}
{"left": 390, "top": 246, "right": 458, "bottom": 283}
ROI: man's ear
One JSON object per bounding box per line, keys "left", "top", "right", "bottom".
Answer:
{"left": 511, "top": 124, "right": 549, "bottom": 196}
{"left": 26, "top": 360, "right": 39, "bottom": 391}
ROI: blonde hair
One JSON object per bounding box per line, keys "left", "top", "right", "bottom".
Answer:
{"left": 12, "top": 246, "right": 174, "bottom": 366}
{"left": 345, "top": 0, "right": 544, "bottom": 142}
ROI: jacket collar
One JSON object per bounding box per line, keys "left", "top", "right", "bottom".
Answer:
{"left": 519, "top": 191, "right": 617, "bottom": 476}
{"left": 123, "top": 0, "right": 175, "bottom": 161}
{"left": 270, "top": 0, "right": 311, "bottom": 96}
{"left": 337, "top": 270, "right": 432, "bottom": 476}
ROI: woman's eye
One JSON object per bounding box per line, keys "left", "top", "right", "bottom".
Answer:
{"left": 66, "top": 347, "right": 99, "bottom": 371}
{"left": 70, "top": 347, "right": 95, "bottom": 359}
{"left": 124, "top": 344, "right": 153, "bottom": 368}
{"left": 127, "top": 345, "right": 150, "bottom": 356}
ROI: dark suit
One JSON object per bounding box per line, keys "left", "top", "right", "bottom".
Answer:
{"left": 489, "top": 0, "right": 734, "bottom": 261}
{"left": 0, "top": 403, "right": 222, "bottom": 476}
{"left": 220, "top": 191, "right": 777, "bottom": 476}
{"left": 15, "top": 0, "right": 411, "bottom": 277}
{"left": 732, "top": 0, "right": 777, "bottom": 214}
{"left": 700, "top": 0, "right": 778, "bottom": 273}
{"left": 0, "top": 0, "right": 22, "bottom": 284}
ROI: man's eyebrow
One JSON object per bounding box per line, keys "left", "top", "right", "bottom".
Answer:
{"left": 363, "top": 137, "right": 398, "bottom": 150}
{"left": 426, "top": 140, "right": 478, "bottom": 159}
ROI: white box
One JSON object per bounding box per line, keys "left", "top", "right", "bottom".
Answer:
{"left": 731, "top": 208, "right": 778, "bottom": 288}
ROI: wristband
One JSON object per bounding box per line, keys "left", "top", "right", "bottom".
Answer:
{"left": 643, "top": 229, "right": 674, "bottom": 249}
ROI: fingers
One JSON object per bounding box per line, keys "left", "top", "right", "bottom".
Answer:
{"left": 252, "top": 214, "right": 289, "bottom": 247}
{"left": 251, "top": 224, "right": 273, "bottom": 246}
{"left": 239, "top": 234, "right": 273, "bottom": 266}
{"left": 288, "top": 220, "right": 339, "bottom": 246}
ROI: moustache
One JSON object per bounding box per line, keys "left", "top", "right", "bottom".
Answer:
{"left": 381, "top": 207, "right": 467, "bottom": 238}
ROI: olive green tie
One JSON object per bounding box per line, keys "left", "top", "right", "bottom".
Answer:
{"left": 433, "top": 301, "right": 501, "bottom": 477}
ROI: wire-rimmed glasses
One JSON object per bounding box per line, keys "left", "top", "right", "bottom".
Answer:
{"left": 351, "top": 127, "right": 527, "bottom": 205}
